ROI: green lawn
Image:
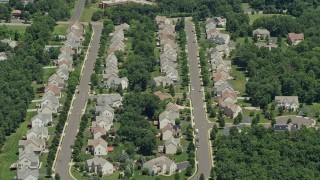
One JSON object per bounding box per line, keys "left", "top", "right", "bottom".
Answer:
{"left": 133, "top": 170, "right": 188, "bottom": 180}
{"left": 242, "top": 3, "right": 251, "bottom": 9}
{"left": 5, "top": 25, "right": 27, "bottom": 34}
{"left": 236, "top": 37, "right": 253, "bottom": 45}
{"left": 249, "top": 14, "right": 292, "bottom": 25}
{"left": 80, "top": 1, "right": 101, "bottom": 22}
{"left": 0, "top": 111, "right": 37, "bottom": 180}
{"left": 302, "top": 103, "right": 320, "bottom": 115}
{"left": 229, "top": 65, "right": 247, "bottom": 96}
{"left": 42, "top": 68, "right": 56, "bottom": 83}
{"left": 52, "top": 24, "right": 69, "bottom": 35}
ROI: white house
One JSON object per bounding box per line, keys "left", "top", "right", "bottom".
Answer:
{"left": 85, "top": 156, "right": 114, "bottom": 176}
{"left": 17, "top": 151, "right": 39, "bottom": 169}
{"left": 274, "top": 96, "right": 299, "bottom": 111}
{"left": 165, "top": 137, "right": 180, "bottom": 154}
{"left": 31, "top": 113, "right": 52, "bottom": 127}
{"left": 15, "top": 167, "right": 39, "bottom": 180}
{"left": 143, "top": 156, "right": 177, "bottom": 176}
{"left": 88, "top": 138, "right": 108, "bottom": 156}
{"left": 26, "top": 126, "right": 48, "bottom": 140}
{"left": 92, "top": 115, "right": 113, "bottom": 131}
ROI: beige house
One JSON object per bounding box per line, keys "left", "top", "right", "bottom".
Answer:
{"left": 161, "top": 124, "right": 180, "bottom": 141}
{"left": 219, "top": 101, "right": 242, "bottom": 119}
{"left": 253, "top": 28, "right": 270, "bottom": 40}
{"left": 85, "top": 156, "right": 114, "bottom": 176}
{"left": 26, "top": 126, "right": 48, "bottom": 140}
{"left": 17, "top": 150, "right": 39, "bottom": 169}
{"left": 274, "top": 96, "right": 299, "bottom": 111}
{"left": 91, "top": 126, "right": 107, "bottom": 140}
{"left": 18, "top": 137, "right": 46, "bottom": 154}
{"left": 164, "top": 137, "right": 180, "bottom": 154}
{"left": 88, "top": 138, "right": 108, "bottom": 156}
{"left": 143, "top": 156, "right": 177, "bottom": 175}
{"left": 92, "top": 115, "right": 113, "bottom": 131}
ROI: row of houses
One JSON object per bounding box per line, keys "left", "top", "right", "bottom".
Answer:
{"left": 102, "top": 23, "right": 130, "bottom": 89}
{"left": 204, "top": 19, "right": 242, "bottom": 119}
{"left": 14, "top": 21, "right": 84, "bottom": 180}
{"left": 206, "top": 17, "right": 230, "bottom": 45}
{"left": 153, "top": 16, "right": 179, "bottom": 87}
{"left": 158, "top": 102, "right": 181, "bottom": 155}
{"left": 84, "top": 93, "right": 123, "bottom": 176}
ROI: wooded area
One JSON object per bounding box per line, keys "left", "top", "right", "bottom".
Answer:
{"left": 214, "top": 125, "right": 320, "bottom": 179}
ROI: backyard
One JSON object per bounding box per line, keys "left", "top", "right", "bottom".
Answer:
{"left": 80, "top": 1, "right": 101, "bottom": 22}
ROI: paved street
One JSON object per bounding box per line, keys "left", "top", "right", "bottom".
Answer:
{"left": 54, "top": 23, "right": 102, "bottom": 180}
{"left": 185, "top": 20, "right": 213, "bottom": 179}
{"left": 70, "top": 0, "right": 85, "bottom": 21}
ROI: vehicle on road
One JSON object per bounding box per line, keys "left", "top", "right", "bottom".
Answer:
{"left": 191, "top": 87, "right": 194, "bottom": 91}
{"left": 195, "top": 129, "right": 199, "bottom": 134}
{"left": 197, "top": 145, "right": 200, "bottom": 148}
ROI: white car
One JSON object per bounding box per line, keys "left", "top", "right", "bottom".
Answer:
{"left": 191, "top": 87, "right": 194, "bottom": 91}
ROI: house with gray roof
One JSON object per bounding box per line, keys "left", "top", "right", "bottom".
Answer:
{"left": 219, "top": 100, "right": 242, "bottom": 119}
{"left": 165, "top": 67, "right": 179, "bottom": 82}
{"left": 17, "top": 150, "right": 39, "bottom": 169}
{"left": 152, "top": 76, "right": 174, "bottom": 87}
{"left": 165, "top": 136, "right": 180, "bottom": 154}
{"left": 85, "top": 156, "right": 114, "bottom": 176}
{"left": 274, "top": 96, "right": 299, "bottom": 111}
{"left": 215, "top": 82, "right": 234, "bottom": 97}
{"left": 95, "top": 105, "right": 114, "bottom": 117}
{"left": 48, "top": 74, "right": 66, "bottom": 88}
{"left": 58, "top": 52, "right": 73, "bottom": 63}
{"left": 65, "top": 37, "right": 80, "bottom": 52}
{"left": 15, "top": 167, "right": 39, "bottom": 180}
{"left": 97, "top": 94, "right": 122, "bottom": 107}
{"left": 31, "top": 113, "right": 52, "bottom": 128}
{"left": 40, "top": 95, "right": 59, "bottom": 113}
{"left": 56, "top": 67, "right": 70, "bottom": 81}
{"left": 159, "top": 110, "right": 180, "bottom": 129}
{"left": 209, "top": 33, "right": 230, "bottom": 45}
{"left": 143, "top": 156, "right": 177, "bottom": 176}
{"left": 92, "top": 115, "right": 113, "bottom": 131}
{"left": 253, "top": 28, "right": 270, "bottom": 40}
{"left": 19, "top": 137, "right": 46, "bottom": 154}
{"left": 104, "top": 76, "right": 129, "bottom": 90}
{"left": 26, "top": 126, "right": 48, "bottom": 140}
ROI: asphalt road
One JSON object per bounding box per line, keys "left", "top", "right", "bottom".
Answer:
{"left": 54, "top": 23, "right": 102, "bottom": 180}
{"left": 70, "top": 0, "right": 86, "bottom": 21}
{"left": 185, "top": 21, "right": 213, "bottom": 179}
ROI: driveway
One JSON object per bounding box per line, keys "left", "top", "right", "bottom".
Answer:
{"left": 185, "top": 20, "right": 213, "bottom": 179}
{"left": 54, "top": 23, "right": 102, "bottom": 180}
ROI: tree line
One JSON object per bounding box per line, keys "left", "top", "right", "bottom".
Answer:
{"left": 214, "top": 125, "right": 320, "bottom": 179}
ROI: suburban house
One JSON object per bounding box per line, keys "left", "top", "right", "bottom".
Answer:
{"left": 219, "top": 101, "right": 242, "bottom": 119}
{"left": 97, "top": 94, "right": 122, "bottom": 107}
{"left": 0, "top": 52, "right": 8, "bottom": 61}
{"left": 91, "top": 125, "right": 107, "bottom": 139}
{"left": 212, "top": 17, "right": 227, "bottom": 28}
{"left": 1, "top": 38, "right": 17, "bottom": 48}
{"left": 215, "top": 82, "right": 234, "bottom": 97}
{"left": 159, "top": 107, "right": 180, "bottom": 129}
{"left": 104, "top": 76, "right": 129, "bottom": 89}
{"left": 143, "top": 156, "right": 177, "bottom": 175}
{"left": 56, "top": 67, "right": 70, "bottom": 80}
{"left": 208, "top": 33, "right": 230, "bottom": 45}
{"left": 40, "top": 95, "right": 60, "bottom": 113}
{"left": 44, "top": 84, "right": 61, "bottom": 98}
{"left": 253, "top": 28, "right": 270, "bottom": 40}
{"left": 164, "top": 136, "right": 180, "bottom": 154}
{"left": 274, "top": 96, "right": 299, "bottom": 111}
{"left": 274, "top": 123, "right": 299, "bottom": 132}
{"left": 48, "top": 74, "right": 65, "bottom": 88}
{"left": 15, "top": 167, "right": 39, "bottom": 180}
{"left": 218, "top": 91, "right": 237, "bottom": 104}
{"left": 288, "top": 33, "right": 304, "bottom": 45}
{"left": 87, "top": 138, "right": 108, "bottom": 156}
{"left": 92, "top": 115, "right": 113, "bottom": 131}
{"left": 95, "top": 104, "right": 114, "bottom": 117}
{"left": 26, "top": 126, "right": 48, "bottom": 140}
{"left": 206, "top": 28, "right": 220, "bottom": 39}
{"left": 18, "top": 137, "right": 46, "bottom": 154}
{"left": 165, "top": 67, "right": 179, "bottom": 82}
{"left": 152, "top": 76, "right": 174, "bottom": 87}
{"left": 85, "top": 156, "right": 114, "bottom": 176}
{"left": 69, "top": 21, "right": 84, "bottom": 36}
{"left": 58, "top": 59, "right": 73, "bottom": 71}
{"left": 31, "top": 113, "right": 52, "bottom": 127}
{"left": 155, "top": 15, "right": 172, "bottom": 25}
{"left": 17, "top": 151, "right": 39, "bottom": 169}
{"left": 161, "top": 124, "right": 180, "bottom": 141}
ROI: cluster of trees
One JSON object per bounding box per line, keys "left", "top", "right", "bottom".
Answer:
{"left": 185, "top": 124, "right": 195, "bottom": 176}
{"left": 243, "top": 0, "right": 319, "bottom": 16}
{"left": 117, "top": 93, "right": 163, "bottom": 155}
{"left": 72, "top": 114, "right": 89, "bottom": 162}
{"left": 214, "top": 125, "right": 320, "bottom": 179}
{"left": 176, "top": 18, "right": 189, "bottom": 87}
{"left": 0, "top": 16, "right": 56, "bottom": 149}
{"left": 0, "top": 3, "right": 10, "bottom": 21}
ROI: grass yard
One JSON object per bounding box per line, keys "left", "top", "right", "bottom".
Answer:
{"left": 101, "top": 171, "right": 120, "bottom": 180}
{"left": 229, "top": 65, "right": 247, "bottom": 96}
{"left": 248, "top": 14, "right": 292, "bottom": 25}
{"left": 0, "top": 111, "right": 37, "bottom": 180}
{"left": 52, "top": 24, "right": 69, "bottom": 35}
{"left": 236, "top": 37, "right": 253, "bottom": 45}
{"left": 242, "top": 3, "right": 251, "bottom": 9}
{"left": 5, "top": 25, "right": 27, "bottom": 34}
{"left": 133, "top": 170, "right": 188, "bottom": 180}
{"left": 42, "top": 68, "right": 56, "bottom": 83}
{"left": 80, "top": 1, "right": 101, "bottom": 22}
{"left": 302, "top": 103, "right": 320, "bottom": 115}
